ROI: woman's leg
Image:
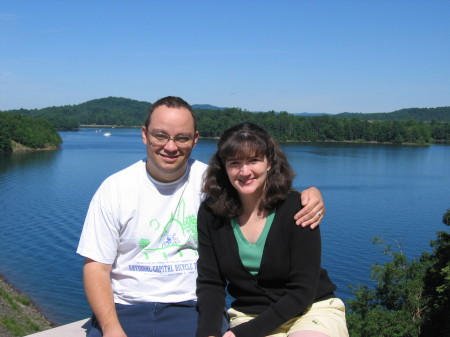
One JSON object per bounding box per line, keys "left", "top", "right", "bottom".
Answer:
{"left": 288, "top": 331, "right": 329, "bottom": 337}
{"left": 286, "top": 298, "right": 349, "bottom": 337}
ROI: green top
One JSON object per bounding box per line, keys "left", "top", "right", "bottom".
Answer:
{"left": 231, "top": 211, "right": 275, "bottom": 276}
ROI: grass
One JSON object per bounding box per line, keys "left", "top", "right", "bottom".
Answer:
{"left": 0, "top": 277, "right": 54, "bottom": 337}
{"left": 1, "top": 316, "right": 42, "bottom": 336}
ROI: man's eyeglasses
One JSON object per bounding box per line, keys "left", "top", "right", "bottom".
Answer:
{"left": 148, "top": 132, "right": 194, "bottom": 147}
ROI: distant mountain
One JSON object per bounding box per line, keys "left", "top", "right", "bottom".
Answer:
{"left": 192, "top": 104, "right": 225, "bottom": 110}
{"left": 291, "top": 112, "right": 328, "bottom": 117}
{"left": 4, "top": 97, "right": 151, "bottom": 130}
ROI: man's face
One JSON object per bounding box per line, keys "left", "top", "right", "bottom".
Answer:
{"left": 142, "top": 105, "right": 199, "bottom": 183}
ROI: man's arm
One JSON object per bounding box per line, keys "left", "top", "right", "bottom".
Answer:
{"left": 83, "top": 258, "right": 127, "bottom": 337}
{"left": 295, "top": 187, "right": 325, "bottom": 229}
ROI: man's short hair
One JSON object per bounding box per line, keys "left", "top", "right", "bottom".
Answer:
{"left": 144, "top": 96, "right": 196, "bottom": 130}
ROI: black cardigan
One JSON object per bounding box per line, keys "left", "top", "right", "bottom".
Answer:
{"left": 196, "top": 190, "right": 336, "bottom": 337}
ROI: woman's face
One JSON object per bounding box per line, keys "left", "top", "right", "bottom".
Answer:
{"left": 225, "top": 154, "right": 271, "bottom": 199}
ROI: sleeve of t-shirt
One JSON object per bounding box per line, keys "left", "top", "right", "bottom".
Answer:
{"left": 76, "top": 180, "right": 121, "bottom": 264}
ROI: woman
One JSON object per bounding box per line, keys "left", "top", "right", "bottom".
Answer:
{"left": 196, "top": 122, "right": 348, "bottom": 337}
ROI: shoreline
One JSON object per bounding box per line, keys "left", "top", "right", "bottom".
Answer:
{"left": 0, "top": 274, "right": 54, "bottom": 336}
{"left": 76, "top": 127, "right": 440, "bottom": 145}
{"left": 10, "top": 141, "right": 60, "bottom": 153}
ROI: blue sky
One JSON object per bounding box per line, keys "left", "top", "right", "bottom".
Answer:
{"left": 1, "top": 0, "right": 449, "bottom": 114}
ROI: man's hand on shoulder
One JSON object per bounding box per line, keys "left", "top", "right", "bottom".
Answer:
{"left": 294, "top": 187, "right": 325, "bottom": 229}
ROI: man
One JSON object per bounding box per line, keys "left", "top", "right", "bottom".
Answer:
{"left": 77, "top": 96, "right": 325, "bottom": 337}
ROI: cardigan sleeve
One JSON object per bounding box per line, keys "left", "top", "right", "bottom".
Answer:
{"left": 231, "top": 192, "right": 323, "bottom": 337}
{"left": 196, "top": 202, "right": 227, "bottom": 337}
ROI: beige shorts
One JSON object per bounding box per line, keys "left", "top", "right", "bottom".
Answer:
{"left": 227, "top": 298, "right": 349, "bottom": 337}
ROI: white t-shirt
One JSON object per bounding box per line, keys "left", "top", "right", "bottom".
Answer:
{"left": 77, "top": 158, "right": 207, "bottom": 304}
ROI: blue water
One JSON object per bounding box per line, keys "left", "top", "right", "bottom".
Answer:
{"left": 0, "top": 128, "right": 449, "bottom": 325}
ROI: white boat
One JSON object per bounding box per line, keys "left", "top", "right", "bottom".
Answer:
{"left": 103, "top": 132, "right": 112, "bottom": 137}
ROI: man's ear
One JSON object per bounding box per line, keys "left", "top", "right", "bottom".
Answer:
{"left": 141, "top": 125, "right": 149, "bottom": 145}
{"left": 193, "top": 130, "right": 200, "bottom": 146}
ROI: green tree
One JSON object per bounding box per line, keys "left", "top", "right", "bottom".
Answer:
{"left": 347, "top": 210, "right": 450, "bottom": 337}
{"left": 420, "top": 209, "right": 450, "bottom": 336}
{"left": 0, "top": 113, "right": 13, "bottom": 151}
{"left": 0, "top": 111, "right": 62, "bottom": 152}
{"left": 347, "top": 236, "right": 429, "bottom": 337}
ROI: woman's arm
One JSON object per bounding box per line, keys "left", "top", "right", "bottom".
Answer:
{"left": 196, "top": 204, "right": 228, "bottom": 337}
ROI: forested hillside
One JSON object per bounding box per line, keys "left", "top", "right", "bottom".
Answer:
{"left": 337, "top": 106, "right": 450, "bottom": 122}
{"left": 3, "top": 97, "right": 450, "bottom": 144}
{"left": 5, "top": 97, "right": 150, "bottom": 130}
{"left": 196, "top": 108, "right": 449, "bottom": 144}
{"left": 0, "top": 112, "right": 62, "bottom": 152}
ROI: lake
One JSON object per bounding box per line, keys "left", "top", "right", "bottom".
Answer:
{"left": 0, "top": 128, "right": 449, "bottom": 325}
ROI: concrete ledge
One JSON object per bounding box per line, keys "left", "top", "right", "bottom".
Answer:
{"left": 25, "top": 318, "right": 90, "bottom": 337}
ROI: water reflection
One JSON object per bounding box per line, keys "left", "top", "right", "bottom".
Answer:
{"left": 0, "top": 150, "right": 59, "bottom": 174}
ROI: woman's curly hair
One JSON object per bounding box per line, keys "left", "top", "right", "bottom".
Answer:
{"left": 202, "top": 122, "right": 294, "bottom": 217}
